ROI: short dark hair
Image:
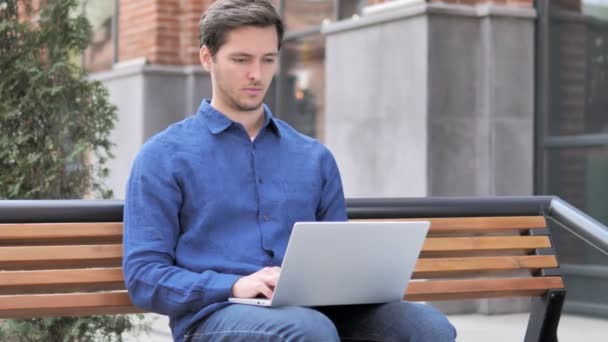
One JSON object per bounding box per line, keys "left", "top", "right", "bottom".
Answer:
{"left": 199, "top": 0, "right": 284, "bottom": 56}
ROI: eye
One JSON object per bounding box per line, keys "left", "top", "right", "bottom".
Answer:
{"left": 263, "top": 57, "right": 276, "bottom": 64}
{"left": 232, "top": 57, "right": 247, "bottom": 63}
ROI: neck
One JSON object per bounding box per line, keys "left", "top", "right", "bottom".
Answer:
{"left": 210, "top": 98, "right": 265, "bottom": 139}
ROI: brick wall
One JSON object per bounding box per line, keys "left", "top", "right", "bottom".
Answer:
{"left": 117, "top": 0, "right": 535, "bottom": 66}
{"left": 118, "top": 0, "right": 212, "bottom": 65}
{"left": 118, "top": 0, "right": 158, "bottom": 63}
{"left": 180, "top": 0, "right": 210, "bottom": 65}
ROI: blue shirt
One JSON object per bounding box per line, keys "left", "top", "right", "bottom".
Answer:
{"left": 123, "top": 100, "right": 347, "bottom": 342}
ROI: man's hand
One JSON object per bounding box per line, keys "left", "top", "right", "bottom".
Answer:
{"left": 231, "top": 267, "right": 281, "bottom": 299}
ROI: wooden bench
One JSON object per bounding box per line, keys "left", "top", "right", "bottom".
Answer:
{"left": 0, "top": 198, "right": 566, "bottom": 341}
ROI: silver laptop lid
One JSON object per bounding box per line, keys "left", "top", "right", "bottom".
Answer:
{"left": 270, "top": 221, "right": 430, "bottom": 307}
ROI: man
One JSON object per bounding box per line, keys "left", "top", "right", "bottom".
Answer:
{"left": 123, "top": 0, "right": 456, "bottom": 341}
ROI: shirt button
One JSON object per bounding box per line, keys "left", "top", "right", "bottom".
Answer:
{"left": 263, "top": 215, "right": 270, "bottom": 221}
{"left": 259, "top": 178, "right": 263, "bottom": 184}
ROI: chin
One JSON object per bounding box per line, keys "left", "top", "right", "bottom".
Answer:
{"left": 238, "top": 101, "right": 264, "bottom": 112}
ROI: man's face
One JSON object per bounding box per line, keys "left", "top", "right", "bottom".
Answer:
{"left": 201, "top": 26, "right": 279, "bottom": 113}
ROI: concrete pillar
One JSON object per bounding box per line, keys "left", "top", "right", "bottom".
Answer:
{"left": 324, "top": 1, "right": 535, "bottom": 197}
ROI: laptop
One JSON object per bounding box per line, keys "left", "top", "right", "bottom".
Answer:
{"left": 228, "top": 221, "right": 430, "bottom": 307}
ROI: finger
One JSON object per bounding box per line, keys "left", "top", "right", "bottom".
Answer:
{"left": 264, "top": 274, "right": 279, "bottom": 287}
{"left": 259, "top": 267, "right": 274, "bottom": 275}
{"left": 257, "top": 283, "right": 273, "bottom": 299}
{"left": 259, "top": 269, "right": 280, "bottom": 283}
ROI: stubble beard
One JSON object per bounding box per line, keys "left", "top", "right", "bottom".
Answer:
{"left": 228, "top": 94, "right": 265, "bottom": 112}
{"left": 218, "top": 80, "right": 266, "bottom": 113}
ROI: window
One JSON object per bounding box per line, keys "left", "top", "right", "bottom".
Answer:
{"left": 536, "top": 0, "right": 608, "bottom": 317}
{"left": 539, "top": 0, "right": 608, "bottom": 208}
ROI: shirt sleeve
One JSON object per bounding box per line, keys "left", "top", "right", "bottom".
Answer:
{"left": 316, "top": 147, "right": 348, "bottom": 221}
{"left": 122, "top": 139, "right": 240, "bottom": 317}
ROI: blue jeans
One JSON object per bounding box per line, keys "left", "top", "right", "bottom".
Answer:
{"left": 185, "top": 301, "right": 456, "bottom": 341}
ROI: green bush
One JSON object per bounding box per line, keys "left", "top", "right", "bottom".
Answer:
{"left": 0, "top": 0, "right": 147, "bottom": 340}
{"left": 0, "top": 0, "right": 115, "bottom": 199}
{"left": 0, "top": 315, "right": 149, "bottom": 342}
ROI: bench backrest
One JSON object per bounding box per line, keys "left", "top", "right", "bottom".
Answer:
{"left": 375, "top": 216, "right": 564, "bottom": 301}
{"left": 0, "top": 216, "right": 564, "bottom": 318}
{"left": 0, "top": 222, "right": 137, "bottom": 318}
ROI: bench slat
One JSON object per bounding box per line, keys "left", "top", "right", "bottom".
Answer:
{"left": 413, "top": 255, "right": 559, "bottom": 278}
{"left": 0, "top": 291, "right": 142, "bottom": 319}
{"left": 0, "top": 217, "right": 547, "bottom": 243}
{"left": 422, "top": 236, "right": 551, "bottom": 252}
{"left": 0, "top": 245, "right": 122, "bottom": 269}
{"left": 0, "top": 222, "right": 122, "bottom": 243}
{"left": 353, "top": 216, "right": 546, "bottom": 233}
{"left": 405, "top": 276, "right": 564, "bottom": 301}
{"left": 0, "top": 267, "right": 124, "bottom": 288}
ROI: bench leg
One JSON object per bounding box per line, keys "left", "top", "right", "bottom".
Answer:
{"left": 524, "top": 289, "right": 566, "bottom": 342}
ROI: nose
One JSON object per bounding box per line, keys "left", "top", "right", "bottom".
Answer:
{"left": 247, "top": 61, "right": 262, "bottom": 81}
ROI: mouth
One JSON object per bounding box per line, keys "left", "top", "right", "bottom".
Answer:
{"left": 243, "top": 87, "right": 263, "bottom": 96}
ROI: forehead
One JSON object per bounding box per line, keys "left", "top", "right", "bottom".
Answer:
{"left": 219, "top": 25, "right": 279, "bottom": 55}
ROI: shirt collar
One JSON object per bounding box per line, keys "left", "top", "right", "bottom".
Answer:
{"left": 198, "top": 99, "right": 281, "bottom": 137}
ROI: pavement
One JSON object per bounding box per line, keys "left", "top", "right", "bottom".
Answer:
{"left": 448, "top": 313, "right": 607, "bottom": 341}
{"left": 124, "top": 311, "right": 608, "bottom": 341}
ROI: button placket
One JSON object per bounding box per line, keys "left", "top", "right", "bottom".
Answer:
{"left": 251, "top": 142, "right": 268, "bottom": 225}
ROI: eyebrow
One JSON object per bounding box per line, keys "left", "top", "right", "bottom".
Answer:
{"left": 228, "top": 52, "right": 279, "bottom": 58}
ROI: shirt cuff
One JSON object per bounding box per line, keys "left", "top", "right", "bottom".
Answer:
{"left": 207, "top": 273, "right": 242, "bottom": 302}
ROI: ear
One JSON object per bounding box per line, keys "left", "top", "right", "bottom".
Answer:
{"left": 200, "top": 46, "right": 213, "bottom": 72}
